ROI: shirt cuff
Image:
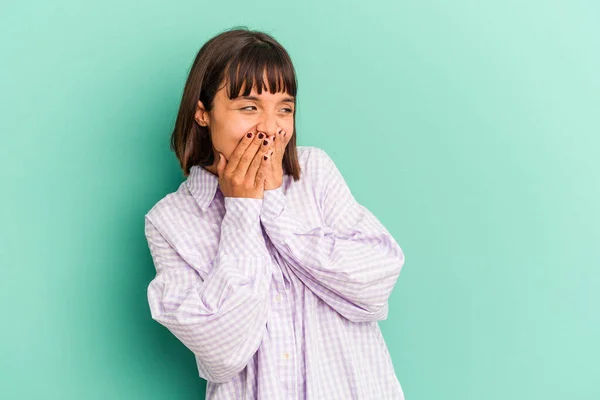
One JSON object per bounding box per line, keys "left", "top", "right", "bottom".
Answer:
{"left": 261, "top": 186, "right": 285, "bottom": 220}
{"left": 219, "top": 197, "right": 267, "bottom": 258}
{"left": 224, "top": 196, "right": 263, "bottom": 226}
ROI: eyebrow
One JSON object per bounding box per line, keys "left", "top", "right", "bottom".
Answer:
{"left": 238, "top": 95, "right": 295, "bottom": 103}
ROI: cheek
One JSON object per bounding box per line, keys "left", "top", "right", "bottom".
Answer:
{"left": 210, "top": 134, "right": 235, "bottom": 159}
{"left": 221, "top": 120, "right": 250, "bottom": 142}
{"left": 212, "top": 123, "right": 248, "bottom": 152}
{"left": 212, "top": 111, "right": 244, "bottom": 137}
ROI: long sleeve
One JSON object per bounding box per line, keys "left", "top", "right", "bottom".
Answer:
{"left": 145, "top": 197, "right": 272, "bottom": 383}
{"left": 259, "top": 148, "right": 405, "bottom": 323}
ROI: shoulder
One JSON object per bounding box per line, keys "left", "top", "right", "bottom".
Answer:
{"left": 297, "top": 145, "right": 331, "bottom": 162}
{"left": 296, "top": 145, "right": 337, "bottom": 181}
{"left": 293, "top": 146, "right": 343, "bottom": 206}
{"left": 297, "top": 146, "right": 335, "bottom": 174}
{"left": 144, "top": 181, "right": 197, "bottom": 232}
{"left": 144, "top": 182, "right": 220, "bottom": 269}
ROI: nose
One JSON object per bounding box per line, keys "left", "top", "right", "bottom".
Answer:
{"left": 256, "top": 111, "right": 279, "bottom": 139}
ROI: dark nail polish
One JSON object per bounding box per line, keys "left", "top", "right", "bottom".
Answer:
{"left": 263, "top": 140, "right": 268, "bottom": 145}
{"left": 246, "top": 132, "right": 252, "bottom": 138}
{"left": 264, "top": 155, "right": 268, "bottom": 160}
{"left": 273, "top": 136, "right": 276, "bottom": 141}
{"left": 258, "top": 133, "right": 264, "bottom": 139}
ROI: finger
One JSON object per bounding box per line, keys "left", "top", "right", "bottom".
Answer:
{"left": 234, "top": 132, "right": 270, "bottom": 177}
{"left": 265, "top": 149, "right": 275, "bottom": 178}
{"left": 276, "top": 129, "right": 286, "bottom": 159}
{"left": 254, "top": 149, "right": 271, "bottom": 187}
{"left": 216, "top": 152, "right": 226, "bottom": 179}
{"left": 245, "top": 135, "right": 273, "bottom": 182}
{"left": 227, "top": 132, "right": 259, "bottom": 174}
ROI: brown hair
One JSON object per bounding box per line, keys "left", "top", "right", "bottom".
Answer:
{"left": 170, "top": 26, "right": 301, "bottom": 180}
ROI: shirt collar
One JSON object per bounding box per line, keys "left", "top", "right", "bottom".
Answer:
{"left": 185, "top": 165, "right": 220, "bottom": 213}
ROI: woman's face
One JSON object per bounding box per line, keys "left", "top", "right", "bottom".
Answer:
{"left": 195, "top": 73, "right": 295, "bottom": 174}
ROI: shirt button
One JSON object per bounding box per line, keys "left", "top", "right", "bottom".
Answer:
{"left": 283, "top": 353, "right": 289, "bottom": 359}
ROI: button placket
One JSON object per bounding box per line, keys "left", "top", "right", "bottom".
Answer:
{"left": 269, "top": 282, "right": 296, "bottom": 395}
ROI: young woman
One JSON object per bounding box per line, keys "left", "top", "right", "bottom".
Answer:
{"left": 144, "top": 27, "right": 406, "bottom": 399}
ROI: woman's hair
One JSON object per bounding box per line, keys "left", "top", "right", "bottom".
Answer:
{"left": 170, "top": 26, "right": 301, "bottom": 180}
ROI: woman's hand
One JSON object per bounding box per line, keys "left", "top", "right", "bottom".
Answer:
{"left": 217, "top": 132, "right": 274, "bottom": 199}
{"left": 263, "top": 128, "right": 289, "bottom": 191}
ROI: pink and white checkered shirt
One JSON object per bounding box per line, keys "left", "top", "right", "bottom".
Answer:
{"left": 144, "top": 145, "right": 406, "bottom": 399}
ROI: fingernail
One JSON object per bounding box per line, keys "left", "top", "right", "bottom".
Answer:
{"left": 258, "top": 132, "right": 264, "bottom": 139}
{"left": 264, "top": 155, "right": 268, "bottom": 160}
{"left": 246, "top": 132, "right": 253, "bottom": 138}
{"left": 263, "top": 139, "right": 268, "bottom": 146}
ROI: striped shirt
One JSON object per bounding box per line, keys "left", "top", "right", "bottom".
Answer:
{"left": 144, "top": 145, "right": 406, "bottom": 399}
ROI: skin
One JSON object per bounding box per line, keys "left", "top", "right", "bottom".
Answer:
{"left": 194, "top": 71, "right": 294, "bottom": 191}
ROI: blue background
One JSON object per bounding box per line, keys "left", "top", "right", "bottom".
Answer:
{"left": 2, "top": 1, "right": 599, "bottom": 398}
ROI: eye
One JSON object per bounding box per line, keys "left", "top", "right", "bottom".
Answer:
{"left": 240, "top": 106, "right": 294, "bottom": 113}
